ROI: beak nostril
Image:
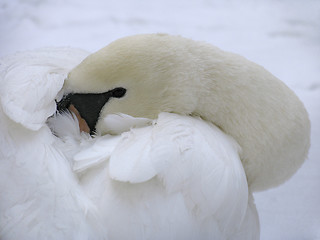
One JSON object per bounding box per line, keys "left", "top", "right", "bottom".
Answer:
{"left": 112, "top": 87, "right": 126, "bottom": 98}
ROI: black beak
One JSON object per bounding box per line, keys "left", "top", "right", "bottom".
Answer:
{"left": 56, "top": 87, "right": 126, "bottom": 135}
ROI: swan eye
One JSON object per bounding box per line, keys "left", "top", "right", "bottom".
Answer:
{"left": 112, "top": 87, "right": 126, "bottom": 98}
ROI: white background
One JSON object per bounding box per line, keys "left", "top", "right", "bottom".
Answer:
{"left": 1, "top": 0, "right": 319, "bottom": 239}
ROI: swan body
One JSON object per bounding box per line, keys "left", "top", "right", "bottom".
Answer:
{"left": 0, "top": 34, "right": 310, "bottom": 239}
{"left": 48, "top": 111, "right": 259, "bottom": 240}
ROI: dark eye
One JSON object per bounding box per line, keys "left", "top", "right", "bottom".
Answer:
{"left": 112, "top": 87, "right": 127, "bottom": 98}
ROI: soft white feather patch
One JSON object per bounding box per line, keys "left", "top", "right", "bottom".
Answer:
{"left": 0, "top": 48, "right": 89, "bottom": 131}
{"left": 100, "top": 113, "right": 152, "bottom": 135}
{"left": 106, "top": 112, "right": 249, "bottom": 236}
{"left": 109, "top": 126, "right": 157, "bottom": 183}
{"left": 73, "top": 135, "right": 121, "bottom": 173}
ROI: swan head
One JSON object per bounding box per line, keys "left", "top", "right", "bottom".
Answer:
{"left": 60, "top": 34, "right": 310, "bottom": 191}
{"left": 61, "top": 34, "right": 202, "bottom": 134}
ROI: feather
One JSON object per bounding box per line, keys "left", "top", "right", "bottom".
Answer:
{"left": 0, "top": 48, "right": 107, "bottom": 240}
{"left": 73, "top": 113, "right": 254, "bottom": 239}
{"left": 100, "top": 113, "right": 152, "bottom": 135}
{"left": 0, "top": 48, "right": 89, "bottom": 131}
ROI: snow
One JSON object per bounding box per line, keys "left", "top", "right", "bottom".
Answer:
{"left": 0, "top": 0, "right": 319, "bottom": 239}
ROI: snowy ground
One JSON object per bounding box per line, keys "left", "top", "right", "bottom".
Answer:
{"left": 1, "top": 0, "right": 319, "bottom": 239}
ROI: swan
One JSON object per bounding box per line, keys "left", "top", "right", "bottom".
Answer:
{"left": 0, "top": 34, "right": 310, "bottom": 239}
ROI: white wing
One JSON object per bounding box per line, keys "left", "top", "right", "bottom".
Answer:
{"left": 0, "top": 48, "right": 108, "bottom": 240}
{"left": 0, "top": 48, "right": 88, "bottom": 130}
{"left": 73, "top": 113, "right": 258, "bottom": 239}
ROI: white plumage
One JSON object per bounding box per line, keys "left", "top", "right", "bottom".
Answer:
{"left": 49, "top": 111, "right": 259, "bottom": 240}
{"left": 0, "top": 34, "right": 310, "bottom": 239}
{"left": 0, "top": 48, "right": 107, "bottom": 239}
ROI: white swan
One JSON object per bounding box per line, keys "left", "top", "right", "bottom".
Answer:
{"left": 0, "top": 34, "right": 310, "bottom": 240}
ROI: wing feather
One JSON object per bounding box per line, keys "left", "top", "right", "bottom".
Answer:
{"left": 108, "top": 112, "right": 249, "bottom": 235}
{"left": 48, "top": 112, "right": 256, "bottom": 239}
{"left": 0, "top": 48, "right": 89, "bottom": 130}
{"left": 0, "top": 49, "right": 107, "bottom": 239}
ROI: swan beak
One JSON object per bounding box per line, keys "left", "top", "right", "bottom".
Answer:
{"left": 56, "top": 87, "right": 127, "bottom": 135}
{"left": 56, "top": 91, "right": 114, "bottom": 135}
